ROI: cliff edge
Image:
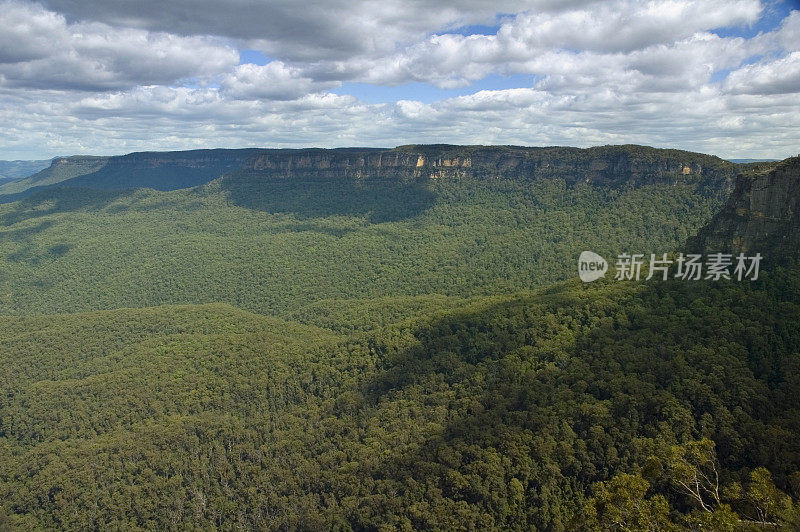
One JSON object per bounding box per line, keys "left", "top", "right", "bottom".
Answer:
{"left": 690, "top": 156, "right": 800, "bottom": 255}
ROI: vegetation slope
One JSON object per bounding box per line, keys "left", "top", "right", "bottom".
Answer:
{"left": 0, "top": 146, "right": 796, "bottom": 530}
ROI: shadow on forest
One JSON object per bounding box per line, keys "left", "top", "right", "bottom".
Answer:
{"left": 344, "top": 287, "right": 629, "bottom": 527}
{"left": 348, "top": 277, "right": 800, "bottom": 528}
{"left": 0, "top": 220, "right": 56, "bottom": 241}
{"left": 218, "top": 176, "right": 438, "bottom": 223}
{"left": 0, "top": 187, "right": 135, "bottom": 226}
{"left": 362, "top": 288, "right": 599, "bottom": 398}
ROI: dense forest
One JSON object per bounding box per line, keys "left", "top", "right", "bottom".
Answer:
{"left": 0, "top": 170, "right": 722, "bottom": 315}
{"left": 1, "top": 266, "right": 798, "bottom": 529}
{"left": 0, "top": 146, "right": 797, "bottom": 530}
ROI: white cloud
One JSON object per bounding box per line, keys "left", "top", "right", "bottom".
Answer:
{"left": 724, "top": 51, "right": 800, "bottom": 94}
{"left": 2, "top": 71, "right": 795, "bottom": 160}
{"left": 279, "top": 0, "right": 764, "bottom": 90}
{"left": 0, "top": 0, "right": 238, "bottom": 90}
{"left": 0, "top": 0, "right": 798, "bottom": 160}
{"left": 220, "top": 62, "right": 339, "bottom": 100}
{"left": 498, "top": 0, "right": 761, "bottom": 53}
{"left": 41, "top": 0, "right": 542, "bottom": 59}
{"left": 755, "top": 8, "right": 800, "bottom": 50}
{"left": 0, "top": 0, "right": 64, "bottom": 63}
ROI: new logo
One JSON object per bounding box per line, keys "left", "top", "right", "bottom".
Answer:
{"left": 578, "top": 251, "right": 608, "bottom": 282}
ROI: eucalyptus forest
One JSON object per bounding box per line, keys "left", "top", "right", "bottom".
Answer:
{"left": 0, "top": 145, "right": 797, "bottom": 530}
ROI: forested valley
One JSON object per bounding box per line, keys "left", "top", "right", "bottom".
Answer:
{"left": 0, "top": 146, "right": 797, "bottom": 530}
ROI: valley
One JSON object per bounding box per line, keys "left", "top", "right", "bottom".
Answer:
{"left": 0, "top": 145, "right": 797, "bottom": 530}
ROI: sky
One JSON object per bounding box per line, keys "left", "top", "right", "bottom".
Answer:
{"left": 1, "top": 0, "right": 799, "bottom": 160}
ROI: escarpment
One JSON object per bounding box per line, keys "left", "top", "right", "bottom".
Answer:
{"left": 1, "top": 144, "right": 740, "bottom": 203}
{"left": 231, "top": 144, "right": 737, "bottom": 196}
{"left": 690, "top": 156, "right": 800, "bottom": 255}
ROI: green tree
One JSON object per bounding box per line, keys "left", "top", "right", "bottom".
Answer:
{"left": 581, "top": 473, "right": 676, "bottom": 531}
{"left": 726, "top": 467, "right": 800, "bottom": 529}
{"left": 664, "top": 438, "right": 722, "bottom": 513}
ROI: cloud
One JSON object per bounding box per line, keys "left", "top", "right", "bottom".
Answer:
{"left": 498, "top": 0, "right": 761, "bottom": 53}
{"left": 0, "top": 0, "right": 64, "bottom": 63}
{"left": 0, "top": 0, "right": 238, "bottom": 90}
{"left": 0, "top": 0, "right": 798, "bottom": 160}
{"left": 724, "top": 51, "right": 800, "bottom": 94}
{"left": 39, "top": 0, "right": 763, "bottom": 66}
{"left": 2, "top": 67, "right": 794, "bottom": 160}
{"left": 220, "top": 62, "right": 339, "bottom": 100}
{"left": 283, "top": 0, "right": 763, "bottom": 89}
{"left": 42, "top": 0, "right": 532, "bottom": 59}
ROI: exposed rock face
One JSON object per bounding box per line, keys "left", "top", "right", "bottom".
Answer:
{"left": 691, "top": 156, "right": 800, "bottom": 254}
{"left": 50, "top": 155, "right": 109, "bottom": 168}
{"left": 232, "top": 145, "right": 736, "bottom": 196}
{"left": 0, "top": 145, "right": 740, "bottom": 203}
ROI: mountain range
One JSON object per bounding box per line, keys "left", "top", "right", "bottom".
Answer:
{"left": 0, "top": 160, "right": 50, "bottom": 183}
{"left": 0, "top": 144, "right": 739, "bottom": 203}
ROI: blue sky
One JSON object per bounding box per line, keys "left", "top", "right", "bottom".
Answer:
{"left": 239, "top": 49, "right": 538, "bottom": 103}
{"left": 1, "top": 0, "right": 798, "bottom": 159}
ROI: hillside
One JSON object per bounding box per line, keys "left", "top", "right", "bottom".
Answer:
{"left": 0, "top": 149, "right": 264, "bottom": 202}
{"left": 0, "top": 146, "right": 735, "bottom": 316}
{"left": 0, "top": 146, "right": 797, "bottom": 530}
{"left": 0, "top": 266, "right": 798, "bottom": 529}
{"left": 0, "top": 160, "right": 50, "bottom": 182}
{"left": 0, "top": 156, "right": 109, "bottom": 197}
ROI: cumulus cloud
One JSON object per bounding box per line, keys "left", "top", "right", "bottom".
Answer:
{"left": 283, "top": 0, "right": 763, "bottom": 89}
{"left": 499, "top": 0, "right": 761, "bottom": 53}
{"left": 0, "top": 0, "right": 238, "bottom": 90}
{"left": 725, "top": 51, "right": 800, "bottom": 94}
{"left": 2, "top": 71, "right": 793, "bottom": 160}
{"left": 0, "top": 0, "right": 798, "bottom": 160}
{"left": 41, "top": 0, "right": 541, "bottom": 59}
{"left": 220, "top": 62, "right": 339, "bottom": 100}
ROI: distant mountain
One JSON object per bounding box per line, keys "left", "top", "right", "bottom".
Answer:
{"left": 0, "top": 149, "right": 261, "bottom": 203}
{"left": 727, "top": 158, "right": 779, "bottom": 163}
{"left": 0, "top": 144, "right": 741, "bottom": 205}
{"left": 0, "top": 159, "right": 50, "bottom": 181}
{"left": 0, "top": 155, "right": 109, "bottom": 197}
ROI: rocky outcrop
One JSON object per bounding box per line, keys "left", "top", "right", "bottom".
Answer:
{"left": 231, "top": 145, "right": 736, "bottom": 197}
{"left": 0, "top": 145, "right": 741, "bottom": 203}
{"left": 690, "top": 156, "right": 800, "bottom": 254}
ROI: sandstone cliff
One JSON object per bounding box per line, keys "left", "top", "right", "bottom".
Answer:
{"left": 690, "top": 156, "right": 800, "bottom": 255}
{"left": 0, "top": 145, "right": 740, "bottom": 204}
{"left": 231, "top": 145, "right": 736, "bottom": 197}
